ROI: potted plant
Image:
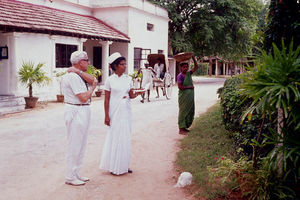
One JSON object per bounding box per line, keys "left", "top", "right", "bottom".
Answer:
{"left": 86, "top": 65, "right": 102, "bottom": 97}
{"left": 129, "top": 70, "right": 142, "bottom": 88}
{"left": 53, "top": 70, "right": 67, "bottom": 102}
{"left": 18, "top": 61, "right": 51, "bottom": 108}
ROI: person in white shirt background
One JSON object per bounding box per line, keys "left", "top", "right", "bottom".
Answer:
{"left": 138, "top": 61, "right": 155, "bottom": 103}
{"left": 153, "top": 57, "right": 165, "bottom": 98}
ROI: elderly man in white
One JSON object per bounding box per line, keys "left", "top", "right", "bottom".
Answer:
{"left": 61, "top": 51, "right": 97, "bottom": 186}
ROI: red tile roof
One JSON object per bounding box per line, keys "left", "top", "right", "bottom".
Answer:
{"left": 0, "top": 0, "right": 130, "bottom": 43}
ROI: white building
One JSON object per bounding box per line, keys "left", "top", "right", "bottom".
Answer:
{"left": 0, "top": 0, "right": 170, "bottom": 114}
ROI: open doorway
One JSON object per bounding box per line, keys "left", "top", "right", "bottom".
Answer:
{"left": 93, "top": 46, "right": 102, "bottom": 82}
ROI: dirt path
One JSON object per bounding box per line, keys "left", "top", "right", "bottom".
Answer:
{"left": 0, "top": 77, "right": 225, "bottom": 200}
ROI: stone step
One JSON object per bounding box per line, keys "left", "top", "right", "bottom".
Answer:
{"left": 0, "top": 96, "right": 25, "bottom": 116}
{"left": 0, "top": 105, "right": 25, "bottom": 116}
{"left": 0, "top": 96, "right": 25, "bottom": 107}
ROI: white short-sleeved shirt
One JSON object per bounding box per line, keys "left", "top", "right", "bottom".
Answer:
{"left": 104, "top": 74, "right": 132, "bottom": 94}
{"left": 104, "top": 74, "right": 132, "bottom": 107}
{"left": 154, "top": 63, "right": 164, "bottom": 78}
{"left": 141, "top": 68, "right": 153, "bottom": 90}
{"left": 62, "top": 72, "right": 88, "bottom": 104}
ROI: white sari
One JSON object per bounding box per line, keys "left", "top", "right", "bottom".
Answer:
{"left": 100, "top": 74, "right": 132, "bottom": 175}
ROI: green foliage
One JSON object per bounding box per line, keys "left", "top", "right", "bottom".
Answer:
{"left": 193, "top": 63, "right": 209, "bottom": 76}
{"left": 149, "top": 0, "right": 197, "bottom": 54}
{"left": 264, "top": 0, "right": 300, "bottom": 53}
{"left": 129, "top": 70, "right": 142, "bottom": 81}
{"left": 53, "top": 70, "right": 67, "bottom": 95}
{"left": 264, "top": 128, "right": 300, "bottom": 187}
{"left": 239, "top": 41, "right": 300, "bottom": 199}
{"left": 217, "top": 76, "right": 276, "bottom": 157}
{"left": 187, "top": 0, "right": 263, "bottom": 60}
{"left": 176, "top": 104, "right": 236, "bottom": 199}
{"left": 18, "top": 61, "right": 51, "bottom": 97}
{"left": 208, "top": 156, "right": 297, "bottom": 199}
{"left": 241, "top": 42, "right": 300, "bottom": 124}
{"left": 86, "top": 65, "right": 102, "bottom": 78}
{"left": 149, "top": 0, "right": 264, "bottom": 59}
{"left": 53, "top": 70, "right": 66, "bottom": 78}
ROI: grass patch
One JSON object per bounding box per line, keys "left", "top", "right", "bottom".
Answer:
{"left": 176, "top": 103, "right": 237, "bottom": 199}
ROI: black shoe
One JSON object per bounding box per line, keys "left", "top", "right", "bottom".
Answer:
{"left": 128, "top": 169, "right": 133, "bottom": 173}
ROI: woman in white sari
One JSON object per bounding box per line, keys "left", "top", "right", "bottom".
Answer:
{"left": 100, "top": 52, "right": 144, "bottom": 175}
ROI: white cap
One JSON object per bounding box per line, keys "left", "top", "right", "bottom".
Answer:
{"left": 108, "top": 52, "right": 122, "bottom": 64}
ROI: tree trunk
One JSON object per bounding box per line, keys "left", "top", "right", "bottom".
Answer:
{"left": 29, "top": 84, "right": 33, "bottom": 97}
{"left": 277, "top": 107, "right": 284, "bottom": 175}
{"left": 252, "top": 117, "right": 265, "bottom": 169}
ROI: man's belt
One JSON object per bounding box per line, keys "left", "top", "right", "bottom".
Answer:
{"left": 66, "top": 103, "right": 90, "bottom": 106}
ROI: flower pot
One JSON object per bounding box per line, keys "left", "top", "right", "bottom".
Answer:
{"left": 56, "top": 94, "right": 64, "bottom": 102}
{"left": 24, "top": 97, "right": 39, "bottom": 109}
{"left": 95, "top": 90, "right": 102, "bottom": 97}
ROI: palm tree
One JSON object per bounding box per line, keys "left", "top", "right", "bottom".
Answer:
{"left": 18, "top": 61, "right": 51, "bottom": 98}
{"left": 241, "top": 41, "right": 300, "bottom": 188}
{"left": 18, "top": 61, "right": 51, "bottom": 108}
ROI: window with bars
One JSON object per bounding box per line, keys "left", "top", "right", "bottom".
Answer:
{"left": 134, "top": 48, "right": 151, "bottom": 70}
{"left": 55, "top": 44, "right": 78, "bottom": 68}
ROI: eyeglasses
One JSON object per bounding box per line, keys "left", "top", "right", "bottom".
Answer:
{"left": 82, "top": 59, "right": 89, "bottom": 62}
{"left": 119, "top": 63, "right": 127, "bottom": 66}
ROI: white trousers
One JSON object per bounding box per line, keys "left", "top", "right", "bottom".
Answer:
{"left": 64, "top": 104, "right": 91, "bottom": 181}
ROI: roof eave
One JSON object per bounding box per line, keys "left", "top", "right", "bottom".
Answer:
{"left": 0, "top": 24, "right": 130, "bottom": 43}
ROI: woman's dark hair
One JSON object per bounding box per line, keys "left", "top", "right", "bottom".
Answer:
{"left": 110, "top": 57, "right": 126, "bottom": 71}
{"left": 180, "top": 62, "right": 189, "bottom": 68}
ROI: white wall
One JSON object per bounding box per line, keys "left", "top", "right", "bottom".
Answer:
{"left": 84, "top": 40, "right": 102, "bottom": 66}
{"left": 11, "top": 33, "right": 81, "bottom": 100}
{"left": 93, "top": 7, "right": 130, "bottom": 35}
{"left": 128, "top": 7, "right": 168, "bottom": 54}
{"left": 93, "top": 0, "right": 169, "bottom": 74}
{"left": 91, "top": 0, "right": 168, "bottom": 19}
{"left": 16, "top": 0, "right": 92, "bottom": 16}
{"left": 3, "top": 0, "right": 169, "bottom": 99}
{"left": 128, "top": 7, "right": 169, "bottom": 72}
{"left": 109, "top": 42, "right": 129, "bottom": 73}
{"left": 0, "top": 35, "right": 10, "bottom": 94}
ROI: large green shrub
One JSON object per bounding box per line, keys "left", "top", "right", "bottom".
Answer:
{"left": 241, "top": 41, "right": 300, "bottom": 198}
{"left": 217, "top": 76, "right": 276, "bottom": 157}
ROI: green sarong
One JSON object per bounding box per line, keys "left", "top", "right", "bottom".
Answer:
{"left": 178, "top": 71, "right": 195, "bottom": 129}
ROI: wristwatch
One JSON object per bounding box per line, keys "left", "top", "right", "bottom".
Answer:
{"left": 79, "top": 70, "right": 83, "bottom": 75}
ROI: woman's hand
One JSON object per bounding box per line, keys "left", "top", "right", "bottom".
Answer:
{"left": 135, "top": 88, "right": 146, "bottom": 95}
{"left": 129, "top": 88, "right": 145, "bottom": 99}
{"left": 104, "top": 115, "right": 110, "bottom": 126}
